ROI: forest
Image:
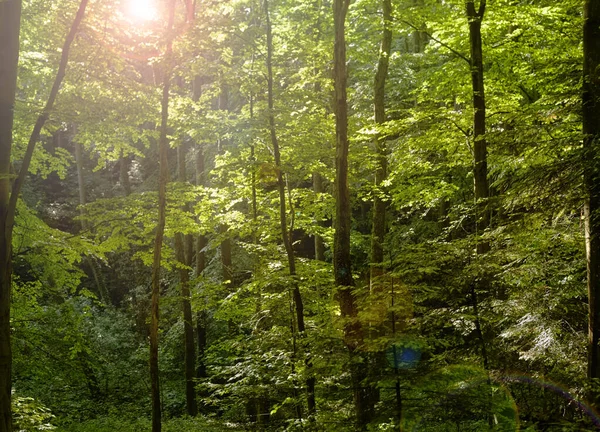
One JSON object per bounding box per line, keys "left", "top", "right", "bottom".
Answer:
{"left": 0, "top": 0, "right": 599, "bottom": 430}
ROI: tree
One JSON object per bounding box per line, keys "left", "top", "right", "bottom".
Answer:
{"left": 149, "top": 0, "right": 177, "bottom": 429}
{"left": 263, "top": 0, "right": 315, "bottom": 416}
{"left": 0, "top": 0, "right": 89, "bottom": 427}
{"left": 174, "top": 139, "right": 197, "bottom": 416}
{"left": 332, "top": 0, "right": 372, "bottom": 428}
{"left": 0, "top": 0, "right": 22, "bottom": 427}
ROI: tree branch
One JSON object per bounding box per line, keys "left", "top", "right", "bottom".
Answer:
{"left": 400, "top": 19, "right": 470, "bottom": 64}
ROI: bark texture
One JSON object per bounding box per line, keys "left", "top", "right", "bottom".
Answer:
{"left": 0, "top": 1, "right": 22, "bottom": 425}
{"left": 466, "top": 0, "right": 489, "bottom": 255}
{"left": 333, "top": 0, "right": 370, "bottom": 428}
{"left": 313, "top": 173, "right": 325, "bottom": 261}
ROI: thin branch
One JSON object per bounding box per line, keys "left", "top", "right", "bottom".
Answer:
{"left": 478, "top": 0, "right": 487, "bottom": 18}
{"left": 8, "top": 0, "right": 90, "bottom": 230}
{"left": 400, "top": 19, "right": 470, "bottom": 64}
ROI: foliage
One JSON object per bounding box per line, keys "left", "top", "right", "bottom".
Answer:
{"left": 6, "top": 0, "right": 595, "bottom": 429}
{"left": 12, "top": 394, "right": 56, "bottom": 432}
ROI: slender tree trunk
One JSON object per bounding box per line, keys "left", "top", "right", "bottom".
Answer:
{"left": 370, "top": 0, "right": 391, "bottom": 289}
{"left": 264, "top": 0, "right": 315, "bottom": 416}
{"left": 75, "top": 140, "right": 86, "bottom": 220}
{"left": 119, "top": 149, "right": 131, "bottom": 196}
{"left": 466, "top": 1, "right": 492, "bottom": 425}
{"left": 466, "top": 0, "right": 491, "bottom": 366}
{"left": 216, "top": 85, "right": 234, "bottom": 301}
{"left": 313, "top": 173, "right": 325, "bottom": 261}
{"left": 195, "top": 145, "right": 208, "bottom": 382}
{"left": 583, "top": 0, "right": 600, "bottom": 403}
{"left": 366, "top": 0, "right": 393, "bottom": 420}
{"left": 466, "top": 0, "right": 489, "bottom": 254}
{"left": 193, "top": 114, "right": 209, "bottom": 387}
{"left": 150, "top": 0, "right": 176, "bottom": 429}
{"left": 333, "top": 0, "right": 370, "bottom": 428}
{"left": 191, "top": 78, "right": 209, "bottom": 385}
{"left": 0, "top": 0, "right": 88, "bottom": 426}
{"left": 174, "top": 140, "right": 197, "bottom": 416}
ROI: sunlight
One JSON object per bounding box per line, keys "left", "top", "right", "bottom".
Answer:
{"left": 125, "top": 0, "right": 157, "bottom": 22}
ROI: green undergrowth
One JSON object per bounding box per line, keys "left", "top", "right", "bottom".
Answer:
{"left": 56, "top": 417, "right": 244, "bottom": 432}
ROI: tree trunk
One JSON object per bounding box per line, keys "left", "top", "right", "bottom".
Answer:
{"left": 333, "top": 0, "right": 370, "bottom": 428}
{"left": 174, "top": 140, "right": 197, "bottom": 416}
{"left": 313, "top": 173, "right": 325, "bottom": 261}
{"left": 191, "top": 79, "right": 209, "bottom": 385}
{"left": 466, "top": 0, "right": 489, "bottom": 254}
{"left": 0, "top": 0, "right": 88, "bottom": 426}
{"left": 195, "top": 143, "right": 208, "bottom": 389}
{"left": 466, "top": 1, "right": 492, "bottom": 425}
{"left": 150, "top": 0, "right": 177, "bottom": 429}
{"left": 367, "top": 0, "right": 393, "bottom": 420}
{"left": 264, "top": 0, "right": 315, "bottom": 416}
{"left": 370, "top": 0, "right": 392, "bottom": 295}
{"left": 583, "top": 0, "right": 600, "bottom": 402}
{"left": 119, "top": 149, "right": 131, "bottom": 196}
{"left": 0, "top": 8, "right": 17, "bottom": 412}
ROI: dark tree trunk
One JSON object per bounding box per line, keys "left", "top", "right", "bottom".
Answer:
{"left": 194, "top": 138, "right": 208, "bottom": 385}
{"left": 119, "top": 149, "right": 131, "bottom": 196}
{"left": 466, "top": 2, "right": 492, "bottom": 425}
{"left": 75, "top": 140, "right": 86, "bottom": 220}
{"left": 174, "top": 140, "right": 197, "bottom": 416}
{"left": 217, "top": 84, "right": 234, "bottom": 300}
{"left": 583, "top": 0, "right": 600, "bottom": 400}
{"left": 370, "top": 0, "right": 391, "bottom": 294}
{"left": 466, "top": 0, "right": 489, "bottom": 254}
{"left": 0, "top": 0, "right": 88, "bottom": 426}
{"left": 333, "top": 0, "right": 370, "bottom": 428}
{"left": 367, "top": 0, "right": 393, "bottom": 420}
{"left": 150, "top": 0, "right": 176, "bottom": 429}
{"left": 264, "top": 0, "right": 315, "bottom": 416}
{"left": 313, "top": 173, "right": 326, "bottom": 261}
{"left": 466, "top": 0, "right": 491, "bottom": 367}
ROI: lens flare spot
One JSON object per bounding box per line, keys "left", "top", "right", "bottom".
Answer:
{"left": 125, "top": 0, "right": 157, "bottom": 22}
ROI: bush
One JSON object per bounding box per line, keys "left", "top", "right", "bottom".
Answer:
{"left": 12, "top": 393, "right": 56, "bottom": 431}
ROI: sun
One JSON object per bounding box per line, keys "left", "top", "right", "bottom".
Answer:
{"left": 125, "top": 0, "right": 158, "bottom": 22}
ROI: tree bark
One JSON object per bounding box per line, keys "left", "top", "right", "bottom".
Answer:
{"left": 0, "top": 2, "right": 20, "bottom": 427}
{"left": 264, "top": 0, "right": 315, "bottom": 416}
{"left": 367, "top": 0, "right": 393, "bottom": 421}
{"left": 191, "top": 79, "right": 209, "bottom": 385}
{"left": 466, "top": 2, "right": 492, "bottom": 426}
{"left": 333, "top": 0, "right": 370, "bottom": 428}
{"left": 119, "top": 149, "right": 131, "bottom": 196}
{"left": 174, "top": 140, "right": 197, "bottom": 416}
{"left": 313, "top": 173, "right": 325, "bottom": 261}
{"left": 150, "top": 0, "right": 176, "bottom": 429}
{"left": 369, "top": 0, "right": 392, "bottom": 293}
{"left": 466, "top": 0, "right": 489, "bottom": 254}
{"left": 583, "top": 0, "right": 600, "bottom": 399}
{"left": 194, "top": 145, "right": 209, "bottom": 412}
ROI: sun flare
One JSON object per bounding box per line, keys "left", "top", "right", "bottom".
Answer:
{"left": 125, "top": 0, "right": 158, "bottom": 22}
